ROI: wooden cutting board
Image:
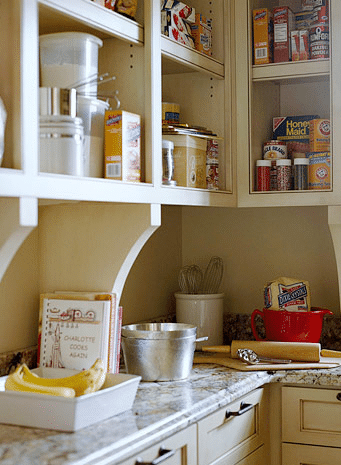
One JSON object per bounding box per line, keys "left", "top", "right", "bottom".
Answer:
{"left": 193, "top": 352, "right": 341, "bottom": 371}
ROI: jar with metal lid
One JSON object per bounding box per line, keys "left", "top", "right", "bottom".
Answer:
{"left": 276, "top": 158, "right": 291, "bottom": 191}
{"left": 162, "top": 139, "right": 177, "bottom": 186}
{"left": 294, "top": 157, "right": 309, "bottom": 190}
{"left": 39, "top": 115, "right": 84, "bottom": 176}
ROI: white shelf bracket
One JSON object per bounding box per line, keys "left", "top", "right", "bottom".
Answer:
{"left": 328, "top": 206, "right": 341, "bottom": 311}
{"left": 0, "top": 197, "right": 38, "bottom": 282}
{"left": 113, "top": 203, "right": 161, "bottom": 303}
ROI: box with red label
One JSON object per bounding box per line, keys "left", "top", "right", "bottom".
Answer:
{"left": 190, "top": 13, "right": 212, "bottom": 56}
{"left": 161, "top": 9, "right": 195, "bottom": 48}
{"left": 291, "top": 30, "right": 309, "bottom": 61}
{"left": 161, "top": 1, "right": 195, "bottom": 23}
{"left": 273, "top": 6, "right": 295, "bottom": 63}
{"left": 104, "top": 110, "right": 141, "bottom": 183}
{"left": 309, "top": 119, "right": 330, "bottom": 152}
{"left": 252, "top": 8, "right": 273, "bottom": 65}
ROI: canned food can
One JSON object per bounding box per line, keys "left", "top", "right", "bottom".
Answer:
{"left": 162, "top": 102, "right": 180, "bottom": 125}
{"left": 309, "top": 24, "right": 329, "bottom": 59}
{"left": 263, "top": 140, "right": 287, "bottom": 159}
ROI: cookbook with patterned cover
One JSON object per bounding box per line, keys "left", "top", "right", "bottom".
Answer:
{"left": 38, "top": 293, "right": 117, "bottom": 372}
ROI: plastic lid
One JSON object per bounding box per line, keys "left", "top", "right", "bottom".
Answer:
{"left": 39, "top": 32, "right": 103, "bottom": 48}
{"left": 276, "top": 159, "right": 291, "bottom": 166}
{"left": 256, "top": 160, "right": 271, "bottom": 166}
{"left": 294, "top": 158, "right": 309, "bottom": 165}
{"left": 162, "top": 139, "right": 174, "bottom": 149}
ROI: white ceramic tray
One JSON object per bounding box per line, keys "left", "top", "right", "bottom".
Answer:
{"left": 0, "top": 368, "right": 141, "bottom": 431}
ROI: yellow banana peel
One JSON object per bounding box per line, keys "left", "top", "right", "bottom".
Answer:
{"left": 5, "top": 358, "right": 106, "bottom": 398}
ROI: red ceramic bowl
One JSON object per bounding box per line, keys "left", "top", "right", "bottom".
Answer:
{"left": 251, "top": 307, "right": 333, "bottom": 343}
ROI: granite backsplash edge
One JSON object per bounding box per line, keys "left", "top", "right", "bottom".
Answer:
{"left": 0, "top": 312, "right": 340, "bottom": 376}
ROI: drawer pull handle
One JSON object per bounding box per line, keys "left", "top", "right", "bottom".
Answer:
{"left": 135, "top": 447, "right": 176, "bottom": 465}
{"left": 225, "top": 402, "right": 253, "bottom": 420}
{"left": 337, "top": 393, "right": 341, "bottom": 401}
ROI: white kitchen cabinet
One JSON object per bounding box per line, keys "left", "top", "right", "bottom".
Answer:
{"left": 282, "top": 386, "right": 341, "bottom": 464}
{"left": 0, "top": 0, "right": 234, "bottom": 208}
{"left": 117, "top": 425, "right": 197, "bottom": 465}
{"left": 197, "top": 387, "right": 269, "bottom": 465}
{"left": 234, "top": 0, "right": 341, "bottom": 207}
{"left": 0, "top": 0, "right": 235, "bottom": 288}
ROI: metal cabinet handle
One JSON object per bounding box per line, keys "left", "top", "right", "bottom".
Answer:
{"left": 225, "top": 402, "right": 253, "bottom": 420}
{"left": 135, "top": 447, "right": 176, "bottom": 465}
{"left": 336, "top": 393, "right": 341, "bottom": 401}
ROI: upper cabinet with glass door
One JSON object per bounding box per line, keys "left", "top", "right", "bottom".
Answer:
{"left": 159, "top": 0, "right": 236, "bottom": 207}
{"left": 235, "top": 0, "right": 341, "bottom": 207}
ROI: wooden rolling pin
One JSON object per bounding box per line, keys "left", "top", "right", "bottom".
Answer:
{"left": 202, "top": 341, "right": 341, "bottom": 362}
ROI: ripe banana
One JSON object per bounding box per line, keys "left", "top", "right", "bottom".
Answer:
{"left": 5, "top": 358, "right": 106, "bottom": 398}
{"left": 5, "top": 365, "right": 76, "bottom": 397}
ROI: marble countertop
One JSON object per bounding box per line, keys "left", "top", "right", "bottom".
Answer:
{"left": 1, "top": 363, "right": 341, "bottom": 465}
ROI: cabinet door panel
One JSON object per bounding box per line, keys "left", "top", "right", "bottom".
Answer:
{"left": 282, "top": 386, "right": 341, "bottom": 448}
{"left": 283, "top": 443, "right": 341, "bottom": 465}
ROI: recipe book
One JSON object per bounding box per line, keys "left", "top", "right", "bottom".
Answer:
{"left": 38, "top": 292, "right": 121, "bottom": 372}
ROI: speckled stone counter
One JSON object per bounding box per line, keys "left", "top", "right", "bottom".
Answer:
{"left": 1, "top": 363, "right": 341, "bottom": 465}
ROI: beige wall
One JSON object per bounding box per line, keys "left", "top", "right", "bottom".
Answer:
{"left": 0, "top": 204, "right": 339, "bottom": 354}
{"left": 181, "top": 205, "right": 340, "bottom": 314}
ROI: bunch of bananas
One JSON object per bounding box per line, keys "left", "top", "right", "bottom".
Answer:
{"left": 5, "top": 358, "right": 106, "bottom": 398}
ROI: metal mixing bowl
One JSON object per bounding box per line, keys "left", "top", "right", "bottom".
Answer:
{"left": 121, "top": 323, "right": 203, "bottom": 381}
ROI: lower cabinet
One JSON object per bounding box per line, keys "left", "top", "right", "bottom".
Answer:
{"left": 197, "top": 387, "right": 269, "bottom": 465}
{"left": 282, "top": 443, "right": 341, "bottom": 465}
{"left": 119, "top": 425, "right": 197, "bottom": 465}
{"left": 119, "top": 387, "right": 269, "bottom": 465}
{"left": 282, "top": 386, "right": 341, "bottom": 465}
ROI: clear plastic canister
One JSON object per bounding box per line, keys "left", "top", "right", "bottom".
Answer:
{"left": 294, "top": 157, "right": 309, "bottom": 190}
{"left": 39, "top": 116, "right": 84, "bottom": 176}
{"left": 256, "top": 159, "right": 271, "bottom": 191}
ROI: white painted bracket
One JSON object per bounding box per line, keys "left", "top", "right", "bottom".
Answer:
{"left": 328, "top": 206, "right": 341, "bottom": 311}
{"left": 113, "top": 203, "right": 161, "bottom": 303}
{"left": 0, "top": 196, "right": 38, "bottom": 282}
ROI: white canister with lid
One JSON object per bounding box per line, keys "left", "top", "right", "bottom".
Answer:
{"left": 39, "top": 116, "right": 84, "bottom": 176}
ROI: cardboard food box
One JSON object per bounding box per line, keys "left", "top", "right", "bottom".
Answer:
{"left": 164, "top": 134, "right": 207, "bottom": 188}
{"left": 308, "top": 152, "right": 331, "bottom": 189}
{"left": 309, "top": 118, "right": 331, "bottom": 152}
{"left": 252, "top": 8, "right": 273, "bottom": 65}
{"left": 104, "top": 110, "right": 141, "bottom": 182}
{"left": 190, "top": 13, "right": 212, "bottom": 56}
{"left": 273, "top": 6, "right": 295, "bottom": 63}
{"left": 273, "top": 115, "right": 320, "bottom": 157}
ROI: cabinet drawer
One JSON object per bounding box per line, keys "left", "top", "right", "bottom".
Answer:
{"left": 282, "top": 443, "right": 341, "bottom": 465}
{"left": 282, "top": 386, "right": 341, "bottom": 448}
{"left": 198, "top": 387, "right": 268, "bottom": 465}
{"left": 118, "top": 425, "right": 197, "bottom": 465}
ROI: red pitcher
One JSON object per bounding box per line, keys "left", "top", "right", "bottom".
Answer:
{"left": 251, "top": 307, "right": 333, "bottom": 343}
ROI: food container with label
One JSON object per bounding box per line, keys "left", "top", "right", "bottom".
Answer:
{"left": 294, "top": 158, "right": 309, "bottom": 190}
{"left": 162, "top": 139, "right": 177, "bottom": 186}
{"left": 276, "top": 158, "right": 291, "bottom": 191}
